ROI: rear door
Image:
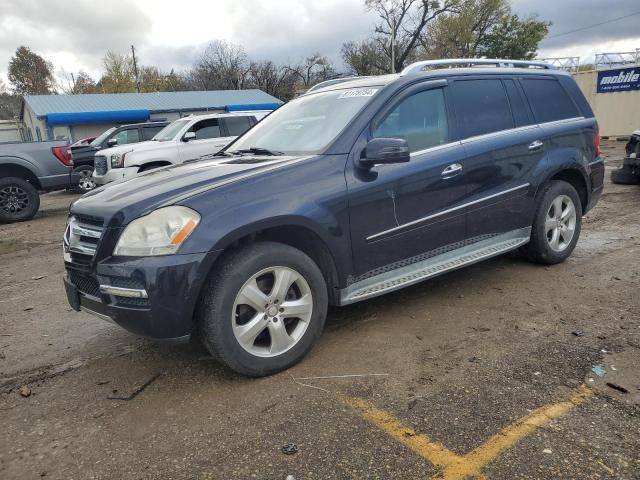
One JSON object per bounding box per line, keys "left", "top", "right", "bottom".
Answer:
{"left": 449, "top": 77, "right": 545, "bottom": 239}
{"left": 178, "top": 118, "right": 227, "bottom": 161}
{"left": 221, "top": 115, "right": 256, "bottom": 141}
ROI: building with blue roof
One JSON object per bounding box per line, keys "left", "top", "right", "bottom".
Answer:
{"left": 20, "top": 89, "right": 282, "bottom": 142}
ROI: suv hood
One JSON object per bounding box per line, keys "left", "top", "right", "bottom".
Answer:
{"left": 71, "top": 155, "right": 308, "bottom": 226}
{"left": 96, "top": 140, "right": 160, "bottom": 158}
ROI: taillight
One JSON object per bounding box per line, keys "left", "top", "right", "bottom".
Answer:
{"left": 52, "top": 146, "right": 73, "bottom": 166}
{"left": 593, "top": 126, "right": 601, "bottom": 157}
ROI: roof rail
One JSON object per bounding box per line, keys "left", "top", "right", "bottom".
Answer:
{"left": 306, "top": 76, "right": 370, "bottom": 93}
{"left": 400, "top": 58, "right": 555, "bottom": 76}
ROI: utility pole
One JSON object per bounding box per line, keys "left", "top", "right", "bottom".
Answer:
{"left": 131, "top": 45, "right": 140, "bottom": 93}
{"left": 391, "top": 18, "right": 396, "bottom": 74}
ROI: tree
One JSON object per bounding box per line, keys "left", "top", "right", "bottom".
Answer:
{"left": 283, "top": 53, "right": 336, "bottom": 88}
{"left": 0, "top": 80, "right": 21, "bottom": 120}
{"left": 422, "top": 0, "right": 508, "bottom": 58}
{"left": 98, "top": 51, "right": 135, "bottom": 93}
{"left": 479, "top": 14, "right": 549, "bottom": 60}
{"left": 341, "top": 40, "right": 390, "bottom": 75}
{"left": 365, "top": 0, "right": 458, "bottom": 73}
{"left": 7, "top": 46, "right": 56, "bottom": 95}
{"left": 190, "top": 40, "right": 250, "bottom": 90}
{"left": 60, "top": 70, "right": 97, "bottom": 94}
{"left": 246, "top": 60, "right": 297, "bottom": 100}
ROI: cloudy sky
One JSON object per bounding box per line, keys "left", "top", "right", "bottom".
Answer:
{"left": 0, "top": 0, "right": 639, "bottom": 87}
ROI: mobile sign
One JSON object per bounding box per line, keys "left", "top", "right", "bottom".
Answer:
{"left": 597, "top": 67, "right": 640, "bottom": 93}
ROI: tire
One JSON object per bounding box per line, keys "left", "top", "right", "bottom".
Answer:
{"left": 523, "top": 180, "right": 582, "bottom": 265}
{"left": 611, "top": 166, "right": 640, "bottom": 185}
{"left": 196, "top": 241, "right": 328, "bottom": 377}
{"left": 72, "top": 165, "right": 97, "bottom": 193}
{"left": 0, "top": 177, "right": 40, "bottom": 223}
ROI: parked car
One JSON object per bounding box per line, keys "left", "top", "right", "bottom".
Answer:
{"left": 70, "top": 121, "right": 169, "bottom": 193}
{"left": 93, "top": 112, "right": 268, "bottom": 186}
{"left": 70, "top": 136, "right": 96, "bottom": 147}
{"left": 63, "top": 59, "right": 604, "bottom": 376}
{"left": 611, "top": 128, "right": 640, "bottom": 185}
{"left": 0, "top": 140, "right": 77, "bottom": 222}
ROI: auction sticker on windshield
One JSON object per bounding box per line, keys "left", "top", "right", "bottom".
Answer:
{"left": 338, "top": 88, "right": 378, "bottom": 98}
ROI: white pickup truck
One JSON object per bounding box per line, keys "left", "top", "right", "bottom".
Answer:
{"left": 93, "top": 111, "right": 269, "bottom": 185}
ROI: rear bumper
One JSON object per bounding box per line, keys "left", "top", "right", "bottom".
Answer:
{"left": 64, "top": 250, "right": 218, "bottom": 338}
{"left": 586, "top": 157, "right": 605, "bottom": 214}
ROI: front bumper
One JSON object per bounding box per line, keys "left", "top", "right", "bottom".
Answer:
{"left": 64, "top": 251, "right": 215, "bottom": 338}
{"left": 94, "top": 166, "right": 139, "bottom": 185}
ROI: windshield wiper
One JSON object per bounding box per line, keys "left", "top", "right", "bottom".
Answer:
{"left": 229, "top": 147, "right": 284, "bottom": 156}
{"left": 213, "top": 150, "right": 234, "bottom": 157}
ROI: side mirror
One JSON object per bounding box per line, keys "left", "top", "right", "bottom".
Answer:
{"left": 359, "top": 138, "right": 410, "bottom": 169}
{"left": 183, "top": 131, "right": 196, "bottom": 142}
{"left": 107, "top": 138, "right": 118, "bottom": 146}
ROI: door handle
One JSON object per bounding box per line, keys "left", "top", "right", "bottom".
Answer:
{"left": 441, "top": 163, "right": 462, "bottom": 178}
{"left": 528, "top": 140, "right": 544, "bottom": 151}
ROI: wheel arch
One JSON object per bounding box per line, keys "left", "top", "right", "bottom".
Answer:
{"left": 547, "top": 168, "right": 588, "bottom": 213}
{"left": 138, "top": 160, "right": 173, "bottom": 172}
{"left": 0, "top": 163, "right": 42, "bottom": 190}
{"left": 201, "top": 219, "right": 343, "bottom": 306}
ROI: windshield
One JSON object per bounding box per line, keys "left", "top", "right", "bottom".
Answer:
{"left": 152, "top": 119, "right": 190, "bottom": 142}
{"left": 229, "top": 87, "right": 380, "bottom": 155}
{"left": 90, "top": 127, "right": 116, "bottom": 147}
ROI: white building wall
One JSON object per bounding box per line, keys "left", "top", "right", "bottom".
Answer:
{"left": 573, "top": 69, "right": 640, "bottom": 137}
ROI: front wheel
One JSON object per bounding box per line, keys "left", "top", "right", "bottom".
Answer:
{"left": 523, "top": 180, "right": 582, "bottom": 265}
{"left": 197, "top": 242, "right": 328, "bottom": 377}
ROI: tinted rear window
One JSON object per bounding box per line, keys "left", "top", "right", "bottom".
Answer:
{"left": 521, "top": 78, "right": 580, "bottom": 123}
{"left": 224, "top": 116, "right": 254, "bottom": 136}
{"left": 503, "top": 80, "right": 532, "bottom": 127}
{"left": 451, "top": 79, "right": 514, "bottom": 138}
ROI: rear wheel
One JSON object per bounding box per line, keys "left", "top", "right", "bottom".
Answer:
{"left": 73, "top": 165, "right": 96, "bottom": 193}
{"left": 611, "top": 166, "right": 640, "bottom": 185}
{"left": 197, "top": 241, "right": 328, "bottom": 376}
{"left": 523, "top": 180, "right": 582, "bottom": 265}
{"left": 0, "top": 177, "right": 40, "bottom": 223}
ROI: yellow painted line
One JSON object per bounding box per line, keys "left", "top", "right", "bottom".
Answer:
{"left": 341, "top": 385, "right": 592, "bottom": 480}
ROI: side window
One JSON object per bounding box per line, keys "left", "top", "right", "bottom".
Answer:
{"left": 189, "top": 119, "right": 221, "bottom": 140}
{"left": 224, "top": 116, "right": 254, "bottom": 136}
{"left": 373, "top": 88, "right": 449, "bottom": 153}
{"left": 451, "top": 79, "right": 514, "bottom": 138}
{"left": 503, "top": 79, "right": 532, "bottom": 127}
{"left": 112, "top": 128, "right": 140, "bottom": 145}
{"left": 142, "top": 126, "right": 165, "bottom": 140}
{"left": 520, "top": 78, "right": 580, "bottom": 123}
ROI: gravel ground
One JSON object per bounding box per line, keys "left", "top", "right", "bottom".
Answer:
{"left": 0, "top": 140, "right": 638, "bottom": 479}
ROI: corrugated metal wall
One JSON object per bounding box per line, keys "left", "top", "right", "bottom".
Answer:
{"left": 573, "top": 69, "right": 640, "bottom": 137}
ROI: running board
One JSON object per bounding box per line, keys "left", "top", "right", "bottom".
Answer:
{"left": 339, "top": 227, "right": 530, "bottom": 305}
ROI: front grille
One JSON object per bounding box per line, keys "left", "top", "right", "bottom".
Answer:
{"left": 67, "top": 270, "right": 100, "bottom": 297}
{"left": 64, "top": 215, "right": 105, "bottom": 261}
{"left": 95, "top": 156, "right": 108, "bottom": 175}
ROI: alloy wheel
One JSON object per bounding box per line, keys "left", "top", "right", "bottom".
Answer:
{"left": 232, "top": 266, "right": 313, "bottom": 357}
{"left": 545, "top": 194, "right": 577, "bottom": 252}
{"left": 77, "top": 169, "right": 96, "bottom": 192}
{"left": 0, "top": 185, "right": 29, "bottom": 214}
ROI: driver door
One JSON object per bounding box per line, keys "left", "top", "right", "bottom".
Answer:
{"left": 346, "top": 83, "right": 470, "bottom": 276}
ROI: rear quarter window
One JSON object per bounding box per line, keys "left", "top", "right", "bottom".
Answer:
{"left": 520, "top": 78, "right": 580, "bottom": 124}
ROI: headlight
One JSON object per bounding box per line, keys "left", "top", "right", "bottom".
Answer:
{"left": 113, "top": 206, "right": 200, "bottom": 256}
{"left": 111, "top": 151, "right": 132, "bottom": 168}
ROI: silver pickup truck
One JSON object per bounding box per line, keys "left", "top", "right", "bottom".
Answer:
{"left": 0, "top": 140, "right": 78, "bottom": 222}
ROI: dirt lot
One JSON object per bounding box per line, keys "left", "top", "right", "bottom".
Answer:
{"left": 1, "top": 140, "right": 639, "bottom": 479}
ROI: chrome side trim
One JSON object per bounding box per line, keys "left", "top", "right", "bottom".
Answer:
{"left": 366, "top": 183, "right": 530, "bottom": 241}
{"left": 99, "top": 285, "right": 148, "bottom": 299}
{"left": 410, "top": 141, "right": 461, "bottom": 158}
{"left": 342, "top": 227, "right": 531, "bottom": 305}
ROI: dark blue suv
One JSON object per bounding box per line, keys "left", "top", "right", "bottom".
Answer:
{"left": 63, "top": 59, "right": 604, "bottom": 376}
